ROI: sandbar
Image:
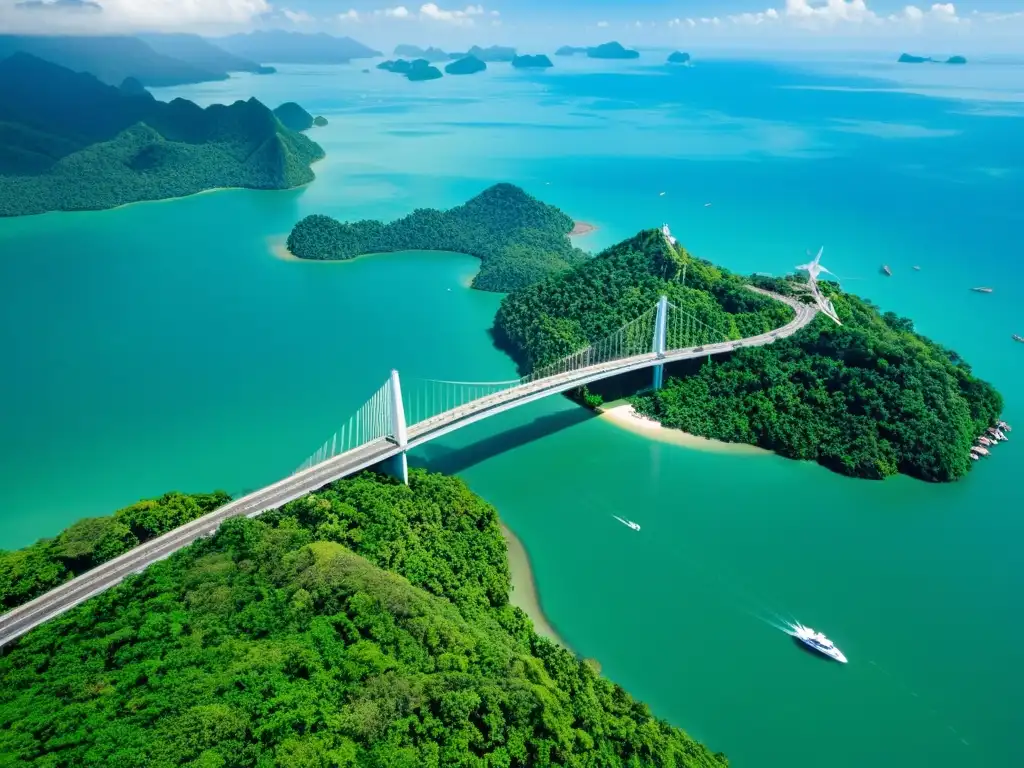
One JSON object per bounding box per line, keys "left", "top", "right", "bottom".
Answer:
{"left": 500, "top": 522, "right": 567, "bottom": 647}
{"left": 599, "top": 400, "right": 768, "bottom": 455}
{"left": 569, "top": 220, "right": 598, "bottom": 237}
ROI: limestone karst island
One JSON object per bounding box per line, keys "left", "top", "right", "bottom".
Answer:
{"left": 0, "top": 11, "right": 1018, "bottom": 768}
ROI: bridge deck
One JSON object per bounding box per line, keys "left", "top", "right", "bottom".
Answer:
{"left": 0, "top": 289, "right": 816, "bottom": 647}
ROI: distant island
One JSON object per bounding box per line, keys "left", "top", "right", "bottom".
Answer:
{"left": 0, "top": 471, "right": 728, "bottom": 767}
{"left": 461, "top": 44, "right": 517, "bottom": 62}
{"left": 555, "top": 45, "right": 589, "bottom": 56}
{"left": 394, "top": 44, "right": 450, "bottom": 62}
{"left": 286, "top": 183, "right": 586, "bottom": 292}
{"left": 0, "top": 53, "right": 324, "bottom": 217}
{"left": 378, "top": 58, "right": 443, "bottom": 81}
{"left": 511, "top": 54, "right": 554, "bottom": 69}
{"left": 313, "top": 115, "right": 328, "bottom": 127}
{"left": 667, "top": 51, "right": 692, "bottom": 65}
{"left": 898, "top": 53, "right": 967, "bottom": 65}
{"left": 494, "top": 228, "right": 1002, "bottom": 481}
{"left": 273, "top": 102, "right": 314, "bottom": 132}
{"left": 587, "top": 41, "right": 640, "bottom": 59}
{"left": 211, "top": 30, "right": 380, "bottom": 64}
{"left": 139, "top": 33, "right": 276, "bottom": 76}
{"left": 445, "top": 55, "right": 487, "bottom": 75}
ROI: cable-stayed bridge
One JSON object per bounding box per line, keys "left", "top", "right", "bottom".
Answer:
{"left": 0, "top": 287, "right": 817, "bottom": 647}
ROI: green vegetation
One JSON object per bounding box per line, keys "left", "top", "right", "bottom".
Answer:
{"left": 313, "top": 115, "right": 329, "bottom": 127}
{"left": 287, "top": 183, "right": 587, "bottom": 292}
{"left": 512, "top": 54, "right": 554, "bottom": 69}
{"left": 587, "top": 42, "right": 640, "bottom": 60}
{"left": 0, "top": 471, "right": 727, "bottom": 768}
{"left": 494, "top": 229, "right": 1002, "bottom": 481}
{"left": 0, "top": 491, "right": 230, "bottom": 613}
{"left": 273, "top": 101, "right": 315, "bottom": 131}
{"left": 0, "top": 53, "right": 324, "bottom": 216}
{"left": 378, "top": 58, "right": 444, "bottom": 80}
{"left": 445, "top": 55, "right": 487, "bottom": 75}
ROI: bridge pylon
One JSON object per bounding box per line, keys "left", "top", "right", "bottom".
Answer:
{"left": 652, "top": 295, "right": 668, "bottom": 390}
{"left": 382, "top": 369, "right": 409, "bottom": 485}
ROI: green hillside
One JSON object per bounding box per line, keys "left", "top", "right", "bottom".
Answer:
{"left": 0, "top": 53, "right": 324, "bottom": 216}
{"left": 287, "top": 183, "right": 587, "bottom": 292}
{"left": 0, "top": 471, "right": 727, "bottom": 768}
{"left": 494, "top": 229, "right": 1003, "bottom": 481}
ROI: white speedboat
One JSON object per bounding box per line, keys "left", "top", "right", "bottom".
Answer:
{"left": 792, "top": 623, "right": 847, "bottom": 663}
{"left": 612, "top": 515, "right": 641, "bottom": 532}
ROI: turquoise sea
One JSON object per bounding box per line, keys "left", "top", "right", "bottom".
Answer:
{"left": 1, "top": 52, "right": 1022, "bottom": 766}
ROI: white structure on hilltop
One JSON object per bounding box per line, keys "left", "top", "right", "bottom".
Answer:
{"left": 795, "top": 246, "right": 842, "bottom": 326}
{"left": 662, "top": 223, "right": 677, "bottom": 246}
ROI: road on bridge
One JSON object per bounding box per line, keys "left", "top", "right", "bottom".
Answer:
{"left": 0, "top": 289, "right": 816, "bottom": 648}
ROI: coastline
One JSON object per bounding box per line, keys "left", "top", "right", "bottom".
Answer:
{"left": 599, "top": 400, "right": 768, "bottom": 455}
{"left": 500, "top": 522, "right": 567, "bottom": 647}
{"left": 569, "top": 220, "right": 598, "bottom": 237}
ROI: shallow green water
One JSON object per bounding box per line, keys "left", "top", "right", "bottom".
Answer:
{"left": 1, "top": 57, "right": 1022, "bottom": 766}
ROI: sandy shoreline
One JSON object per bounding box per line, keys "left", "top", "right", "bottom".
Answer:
{"left": 500, "top": 522, "right": 566, "bottom": 646}
{"left": 569, "top": 220, "right": 598, "bottom": 237}
{"left": 598, "top": 400, "right": 768, "bottom": 455}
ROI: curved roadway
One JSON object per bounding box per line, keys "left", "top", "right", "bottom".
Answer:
{"left": 0, "top": 289, "right": 816, "bottom": 648}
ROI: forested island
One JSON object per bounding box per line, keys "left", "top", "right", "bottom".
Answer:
{"left": 394, "top": 44, "right": 451, "bottom": 62}
{"left": 588, "top": 42, "right": 641, "bottom": 59}
{"left": 445, "top": 55, "right": 487, "bottom": 75}
{"left": 494, "top": 228, "right": 1002, "bottom": 481}
{"left": 0, "top": 53, "right": 324, "bottom": 217}
{"left": 512, "top": 54, "right": 554, "bottom": 69}
{"left": 0, "top": 471, "right": 727, "bottom": 767}
{"left": 378, "top": 58, "right": 444, "bottom": 80}
{"left": 667, "top": 51, "right": 692, "bottom": 65}
{"left": 286, "top": 184, "right": 587, "bottom": 292}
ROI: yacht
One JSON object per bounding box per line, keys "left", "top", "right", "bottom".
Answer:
{"left": 913, "top": 265, "right": 921, "bottom": 271}
{"left": 792, "top": 623, "right": 848, "bottom": 663}
{"left": 971, "top": 287, "right": 993, "bottom": 293}
{"left": 881, "top": 265, "right": 892, "bottom": 276}
{"left": 1013, "top": 335, "right": 1023, "bottom": 344}
{"left": 612, "top": 515, "right": 641, "bottom": 532}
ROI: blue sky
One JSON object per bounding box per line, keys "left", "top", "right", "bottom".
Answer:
{"left": 1, "top": 0, "right": 1022, "bottom": 52}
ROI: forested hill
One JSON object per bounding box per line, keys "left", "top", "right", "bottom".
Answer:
{"left": 0, "top": 53, "right": 324, "bottom": 217}
{"left": 494, "top": 228, "right": 793, "bottom": 371}
{"left": 494, "top": 229, "right": 1003, "bottom": 482}
{"left": 0, "top": 471, "right": 728, "bottom": 767}
{"left": 287, "top": 183, "right": 588, "bottom": 292}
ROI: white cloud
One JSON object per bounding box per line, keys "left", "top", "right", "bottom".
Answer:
{"left": 0, "top": 0, "right": 272, "bottom": 32}
{"left": 419, "top": 2, "right": 483, "bottom": 24}
{"left": 337, "top": 8, "right": 359, "bottom": 22}
{"left": 281, "top": 7, "right": 313, "bottom": 24}
{"left": 720, "top": 0, "right": 974, "bottom": 30}
{"left": 596, "top": 20, "right": 608, "bottom": 28}
{"left": 380, "top": 5, "right": 410, "bottom": 18}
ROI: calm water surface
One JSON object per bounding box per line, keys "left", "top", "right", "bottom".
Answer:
{"left": 1, "top": 53, "right": 1021, "bottom": 767}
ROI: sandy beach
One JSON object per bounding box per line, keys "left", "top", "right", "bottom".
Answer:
{"left": 599, "top": 400, "right": 768, "bottom": 455}
{"left": 569, "top": 221, "right": 598, "bottom": 237}
{"left": 500, "top": 522, "right": 566, "bottom": 646}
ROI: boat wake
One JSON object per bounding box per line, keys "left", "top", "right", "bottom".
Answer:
{"left": 612, "top": 515, "right": 641, "bottom": 532}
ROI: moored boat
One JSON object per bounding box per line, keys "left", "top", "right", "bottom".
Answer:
{"left": 971, "top": 287, "right": 993, "bottom": 293}
{"left": 998, "top": 420, "right": 1012, "bottom": 431}
{"left": 1013, "top": 335, "right": 1024, "bottom": 343}
{"left": 792, "top": 624, "right": 847, "bottom": 663}
{"left": 974, "top": 446, "right": 990, "bottom": 456}
{"left": 881, "top": 265, "right": 892, "bottom": 276}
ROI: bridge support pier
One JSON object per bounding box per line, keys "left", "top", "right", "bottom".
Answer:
{"left": 381, "top": 369, "right": 409, "bottom": 485}
{"left": 652, "top": 295, "right": 668, "bottom": 391}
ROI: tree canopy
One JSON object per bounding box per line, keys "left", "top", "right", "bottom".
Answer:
{"left": 0, "top": 470, "right": 727, "bottom": 768}
{"left": 494, "top": 229, "right": 1002, "bottom": 481}
{"left": 286, "top": 183, "right": 588, "bottom": 292}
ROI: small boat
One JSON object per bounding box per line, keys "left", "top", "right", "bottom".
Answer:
{"left": 612, "top": 515, "right": 641, "bottom": 532}
{"left": 974, "top": 446, "right": 990, "bottom": 456}
{"left": 998, "top": 420, "right": 1012, "bottom": 431}
{"left": 913, "top": 266, "right": 921, "bottom": 271}
{"left": 970, "top": 452, "right": 980, "bottom": 461}
{"left": 882, "top": 265, "right": 892, "bottom": 276}
{"left": 971, "top": 287, "right": 993, "bottom": 293}
{"left": 977, "top": 436, "right": 993, "bottom": 446}
{"left": 704, "top": 202, "right": 712, "bottom": 207}
{"left": 659, "top": 191, "right": 666, "bottom": 196}
{"left": 792, "top": 623, "right": 847, "bottom": 663}
{"left": 1013, "top": 335, "right": 1024, "bottom": 343}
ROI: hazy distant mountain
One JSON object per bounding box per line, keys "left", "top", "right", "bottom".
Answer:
{"left": 213, "top": 31, "right": 381, "bottom": 64}
{"left": 139, "top": 33, "right": 275, "bottom": 75}
{"left": 0, "top": 35, "right": 227, "bottom": 86}
{"left": 555, "top": 46, "right": 588, "bottom": 56}
{"left": 511, "top": 54, "right": 553, "bottom": 69}
{"left": 0, "top": 53, "right": 323, "bottom": 216}
{"left": 394, "top": 44, "right": 450, "bottom": 62}
{"left": 464, "top": 45, "right": 516, "bottom": 62}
